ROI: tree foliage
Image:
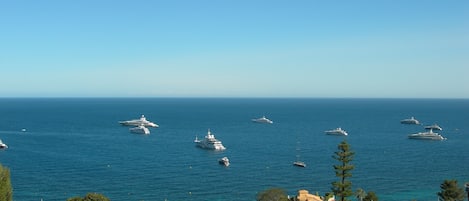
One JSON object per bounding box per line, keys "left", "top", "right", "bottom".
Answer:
{"left": 256, "top": 188, "right": 289, "bottom": 201}
{"left": 355, "top": 188, "right": 366, "bottom": 201}
{"left": 362, "top": 191, "right": 378, "bottom": 201}
{"left": 331, "top": 140, "right": 355, "bottom": 201}
{"left": 437, "top": 179, "right": 465, "bottom": 201}
{"left": 0, "top": 163, "right": 13, "bottom": 201}
{"left": 66, "top": 193, "right": 110, "bottom": 201}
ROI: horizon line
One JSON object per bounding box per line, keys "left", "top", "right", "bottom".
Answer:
{"left": 0, "top": 96, "right": 468, "bottom": 100}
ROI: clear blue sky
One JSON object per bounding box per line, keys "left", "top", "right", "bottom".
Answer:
{"left": 1, "top": 0, "right": 468, "bottom": 98}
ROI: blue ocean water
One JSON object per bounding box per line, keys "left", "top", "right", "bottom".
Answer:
{"left": 0, "top": 98, "right": 468, "bottom": 201}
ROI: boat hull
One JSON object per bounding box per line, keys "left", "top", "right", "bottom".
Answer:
{"left": 195, "top": 142, "right": 226, "bottom": 150}
{"left": 293, "top": 161, "right": 306, "bottom": 167}
{"left": 325, "top": 131, "right": 348, "bottom": 136}
{"left": 408, "top": 136, "right": 446, "bottom": 140}
{"left": 130, "top": 127, "right": 150, "bottom": 135}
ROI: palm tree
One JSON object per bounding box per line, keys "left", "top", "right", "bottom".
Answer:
{"left": 355, "top": 188, "right": 366, "bottom": 201}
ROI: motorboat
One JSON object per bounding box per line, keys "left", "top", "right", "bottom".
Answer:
{"left": 325, "top": 127, "right": 348, "bottom": 136}
{"left": 218, "top": 157, "right": 230, "bottom": 166}
{"left": 194, "top": 129, "right": 226, "bottom": 150}
{"left": 0, "top": 139, "right": 8, "bottom": 149}
{"left": 425, "top": 124, "right": 443, "bottom": 131}
{"left": 251, "top": 116, "right": 273, "bottom": 124}
{"left": 408, "top": 129, "right": 446, "bottom": 140}
{"left": 119, "top": 115, "right": 159, "bottom": 127}
{"left": 401, "top": 117, "right": 420, "bottom": 125}
{"left": 293, "top": 161, "right": 306, "bottom": 168}
{"left": 129, "top": 124, "right": 150, "bottom": 135}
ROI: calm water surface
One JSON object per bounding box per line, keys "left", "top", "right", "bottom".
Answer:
{"left": 0, "top": 98, "right": 468, "bottom": 201}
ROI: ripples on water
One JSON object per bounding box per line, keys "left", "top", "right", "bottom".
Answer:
{"left": 0, "top": 98, "right": 468, "bottom": 201}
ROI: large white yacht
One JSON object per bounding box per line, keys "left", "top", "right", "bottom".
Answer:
{"left": 425, "top": 124, "right": 443, "bottom": 131}
{"left": 194, "top": 129, "right": 226, "bottom": 150}
{"left": 325, "top": 127, "right": 348, "bottom": 136}
{"left": 0, "top": 139, "right": 8, "bottom": 150}
{"left": 400, "top": 117, "right": 420, "bottom": 125}
{"left": 408, "top": 129, "right": 446, "bottom": 140}
{"left": 119, "top": 115, "right": 159, "bottom": 127}
{"left": 252, "top": 116, "right": 273, "bottom": 124}
{"left": 129, "top": 124, "right": 150, "bottom": 135}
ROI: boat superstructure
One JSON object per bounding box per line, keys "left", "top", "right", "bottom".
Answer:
{"left": 194, "top": 129, "right": 226, "bottom": 150}
{"left": 325, "top": 127, "right": 348, "bottom": 136}
{"left": 401, "top": 117, "right": 420, "bottom": 125}
{"left": 119, "top": 115, "right": 159, "bottom": 127}
{"left": 424, "top": 124, "right": 443, "bottom": 131}
{"left": 252, "top": 116, "right": 273, "bottom": 124}
{"left": 218, "top": 157, "right": 230, "bottom": 166}
{"left": 408, "top": 129, "right": 446, "bottom": 140}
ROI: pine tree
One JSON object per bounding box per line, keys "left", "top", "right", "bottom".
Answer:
{"left": 437, "top": 179, "right": 465, "bottom": 201}
{"left": 331, "top": 140, "right": 354, "bottom": 201}
{"left": 0, "top": 163, "right": 13, "bottom": 201}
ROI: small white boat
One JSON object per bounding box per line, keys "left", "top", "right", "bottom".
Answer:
{"left": 401, "top": 117, "right": 420, "bottom": 125}
{"left": 425, "top": 124, "right": 443, "bottom": 131}
{"left": 325, "top": 127, "right": 348, "bottom": 136}
{"left": 408, "top": 129, "right": 446, "bottom": 140}
{"left": 0, "top": 139, "right": 8, "bottom": 150}
{"left": 194, "top": 129, "right": 226, "bottom": 150}
{"left": 218, "top": 157, "right": 230, "bottom": 166}
{"left": 293, "top": 141, "right": 306, "bottom": 167}
{"left": 293, "top": 161, "right": 306, "bottom": 168}
{"left": 119, "top": 115, "right": 159, "bottom": 127}
{"left": 251, "top": 116, "right": 273, "bottom": 124}
{"left": 129, "top": 125, "right": 150, "bottom": 135}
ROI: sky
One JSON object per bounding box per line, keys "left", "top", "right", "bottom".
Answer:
{"left": 0, "top": 0, "right": 468, "bottom": 98}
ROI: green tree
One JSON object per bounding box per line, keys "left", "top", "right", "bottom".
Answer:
{"left": 437, "top": 179, "right": 465, "bottom": 201}
{"left": 362, "top": 191, "right": 378, "bottom": 201}
{"left": 66, "top": 193, "right": 110, "bottom": 201}
{"left": 0, "top": 163, "right": 13, "bottom": 201}
{"left": 355, "top": 188, "right": 366, "bottom": 201}
{"left": 256, "top": 188, "right": 289, "bottom": 201}
{"left": 331, "top": 140, "right": 355, "bottom": 201}
{"left": 324, "top": 192, "right": 334, "bottom": 201}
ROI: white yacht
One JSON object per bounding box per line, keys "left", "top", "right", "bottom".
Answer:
{"left": 218, "top": 157, "right": 230, "bottom": 167}
{"left": 119, "top": 115, "right": 159, "bottom": 127}
{"left": 408, "top": 129, "right": 446, "bottom": 140}
{"left": 251, "top": 116, "right": 273, "bottom": 124}
{"left": 400, "top": 117, "right": 420, "bottom": 125}
{"left": 129, "top": 124, "right": 150, "bottom": 135}
{"left": 0, "top": 139, "right": 8, "bottom": 149}
{"left": 325, "top": 127, "right": 348, "bottom": 136}
{"left": 425, "top": 124, "right": 443, "bottom": 131}
{"left": 194, "top": 129, "right": 226, "bottom": 150}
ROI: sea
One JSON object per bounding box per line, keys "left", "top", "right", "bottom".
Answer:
{"left": 0, "top": 98, "right": 468, "bottom": 201}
